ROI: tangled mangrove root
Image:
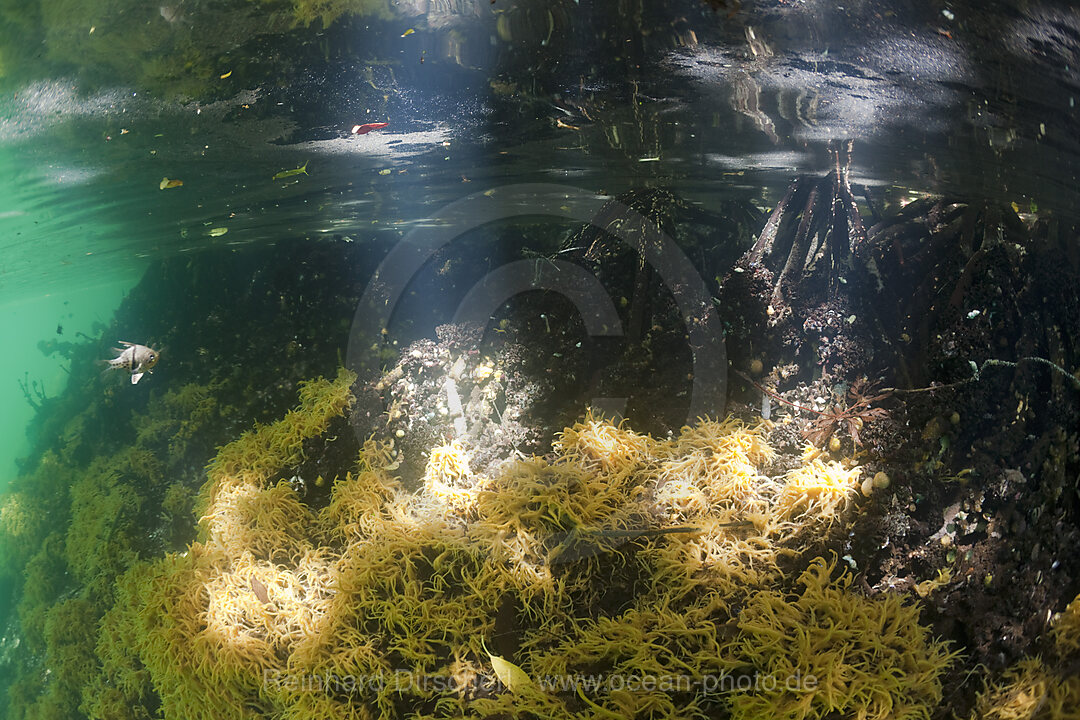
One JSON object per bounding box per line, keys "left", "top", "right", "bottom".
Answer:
{"left": 718, "top": 140, "right": 875, "bottom": 378}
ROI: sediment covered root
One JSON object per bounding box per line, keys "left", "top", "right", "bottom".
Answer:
{"left": 718, "top": 139, "right": 874, "bottom": 378}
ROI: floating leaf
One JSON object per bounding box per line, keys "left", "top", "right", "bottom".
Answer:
{"left": 159, "top": 177, "right": 183, "bottom": 190}
{"left": 490, "top": 654, "right": 532, "bottom": 692}
{"left": 480, "top": 638, "right": 534, "bottom": 694}
{"left": 272, "top": 162, "right": 309, "bottom": 180}
{"left": 208, "top": 227, "right": 228, "bottom": 237}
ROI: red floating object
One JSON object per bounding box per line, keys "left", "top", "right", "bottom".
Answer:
{"left": 351, "top": 122, "right": 389, "bottom": 135}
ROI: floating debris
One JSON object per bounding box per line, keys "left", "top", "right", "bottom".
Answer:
{"left": 159, "top": 177, "right": 183, "bottom": 190}
{"left": 480, "top": 637, "right": 535, "bottom": 694}
{"left": 272, "top": 162, "right": 308, "bottom": 180}
{"left": 352, "top": 122, "right": 389, "bottom": 135}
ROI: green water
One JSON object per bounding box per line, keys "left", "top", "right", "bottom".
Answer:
{"left": 0, "top": 140, "right": 144, "bottom": 485}
{"left": 0, "top": 283, "right": 134, "bottom": 486}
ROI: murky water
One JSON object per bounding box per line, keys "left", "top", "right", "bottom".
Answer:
{"left": 2, "top": 1, "right": 1079, "bottom": 718}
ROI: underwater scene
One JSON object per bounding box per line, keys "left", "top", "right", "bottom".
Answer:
{"left": 1, "top": 0, "right": 1079, "bottom": 719}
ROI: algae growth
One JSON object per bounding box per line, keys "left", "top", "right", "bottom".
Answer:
{"left": 1, "top": 186, "right": 1077, "bottom": 720}
{"left": 3, "top": 365, "right": 964, "bottom": 720}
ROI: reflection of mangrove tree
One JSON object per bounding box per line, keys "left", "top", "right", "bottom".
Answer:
{"left": 719, "top": 139, "right": 1080, "bottom": 400}
{"left": 0, "top": 0, "right": 712, "bottom": 102}
{"left": 0, "top": 0, "right": 402, "bottom": 95}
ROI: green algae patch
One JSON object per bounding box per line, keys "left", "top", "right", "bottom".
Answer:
{"left": 195, "top": 367, "right": 357, "bottom": 519}
{"left": 965, "top": 592, "right": 1080, "bottom": 720}
{"left": 730, "top": 556, "right": 958, "bottom": 720}
{"left": 82, "top": 400, "right": 963, "bottom": 720}
{"left": 0, "top": 365, "right": 984, "bottom": 720}
{"left": 971, "top": 657, "right": 1080, "bottom": 720}
{"left": 0, "top": 363, "right": 335, "bottom": 720}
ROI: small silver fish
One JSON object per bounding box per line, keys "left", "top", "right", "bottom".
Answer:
{"left": 107, "top": 341, "right": 160, "bottom": 384}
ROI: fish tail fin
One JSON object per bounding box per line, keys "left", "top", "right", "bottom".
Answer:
{"left": 300, "top": 161, "right": 309, "bottom": 175}
{"left": 99, "top": 362, "right": 118, "bottom": 383}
